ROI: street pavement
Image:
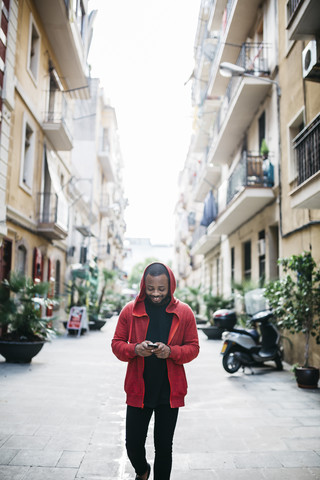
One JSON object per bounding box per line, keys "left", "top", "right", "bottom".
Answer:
{"left": 0, "top": 315, "right": 320, "bottom": 480}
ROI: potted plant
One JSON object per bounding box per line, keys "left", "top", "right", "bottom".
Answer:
{"left": 260, "top": 138, "right": 269, "bottom": 159}
{"left": 88, "top": 269, "right": 117, "bottom": 329}
{"left": 0, "top": 273, "right": 55, "bottom": 363}
{"left": 264, "top": 251, "right": 320, "bottom": 388}
{"left": 176, "top": 285, "right": 206, "bottom": 324}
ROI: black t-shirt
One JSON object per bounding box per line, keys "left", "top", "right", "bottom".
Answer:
{"left": 143, "top": 297, "right": 173, "bottom": 408}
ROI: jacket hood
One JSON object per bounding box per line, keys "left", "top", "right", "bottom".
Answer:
{"left": 133, "top": 262, "right": 178, "bottom": 312}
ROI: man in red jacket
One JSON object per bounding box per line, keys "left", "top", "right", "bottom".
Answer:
{"left": 112, "top": 262, "right": 199, "bottom": 480}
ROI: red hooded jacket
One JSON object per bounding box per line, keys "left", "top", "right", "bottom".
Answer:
{"left": 111, "top": 263, "right": 199, "bottom": 408}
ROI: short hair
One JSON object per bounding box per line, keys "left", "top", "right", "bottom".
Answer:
{"left": 144, "top": 263, "right": 170, "bottom": 281}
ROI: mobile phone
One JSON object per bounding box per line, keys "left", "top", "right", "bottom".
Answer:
{"left": 148, "top": 342, "right": 158, "bottom": 348}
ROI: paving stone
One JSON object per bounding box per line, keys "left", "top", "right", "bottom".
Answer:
{"left": 57, "top": 450, "right": 85, "bottom": 468}
{"left": 9, "top": 449, "right": 62, "bottom": 467}
{"left": 0, "top": 465, "right": 29, "bottom": 479}
{"left": 0, "top": 318, "right": 319, "bottom": 480}
{"left": 0, "top": 447, "right": 19, "bottom": 465}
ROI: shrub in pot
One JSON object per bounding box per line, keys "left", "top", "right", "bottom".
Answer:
{"left": 199, "top": 293, "right": 234, "bottom": 339}
{"left": 0, "top": 273, "right": 55, "bottom": 362}
{"left": 264, "top": 251, "right": 320, "bottom": 388}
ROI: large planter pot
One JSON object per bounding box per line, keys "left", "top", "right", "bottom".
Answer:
{"left": 195, "top": 315, "right": 207, "bottom": 325}
{"left": 198, "top": 325, "right": 224, "bottom": 340}
{"left": 88, "top": 314, "right": 106, "bottom": 331}
{"left": 295, "top": 366, "right": 319, "bottom": 389}
{"left": 0, "top": 340, "right": 45, "bottom": 363}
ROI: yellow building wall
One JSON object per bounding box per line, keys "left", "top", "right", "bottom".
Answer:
{"left": 278, "top": 0, "right": 320, "bottom": 262}
{"left": 7, "top": 94, "right": 43, "bottom": 222}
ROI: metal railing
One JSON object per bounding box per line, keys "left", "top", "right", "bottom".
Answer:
{"left": 286, "top": 0, "right": 303, "bottom": 25}
{"left": 213, "top": 42, "right": 270, "bottom": 138}
{"left": 43, "top": 90, "right": 73, "bottom": 139}
{"left": 191, "top": 225, "right": 208, "bottom": 249}
{"left": 227, "top": 152, "right": 274, "bottom": 204}
{"left": 38, "top": 192, "right": 68, "bottom": 230}
{"left": 293, "top": 115, "right": 320, "bottom": 185}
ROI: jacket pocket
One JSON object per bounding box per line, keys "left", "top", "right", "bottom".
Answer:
{"left": 124, "top": 358, "right": 144, "bottom": 396}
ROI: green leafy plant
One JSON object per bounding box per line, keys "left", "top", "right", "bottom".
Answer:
{"left": 260, "top": 138, "right": 269, "bottom": 158}
{"left": 0, "top": 273, "right": 54, "bottom": 341}
{"left": 176, "top": 285, "right": 203, "bottom": 314}
{"left": 264, "top": 251, "right": 320, "bottom": 367}
{"left": 89, "top": 268, "right": 116, "bottom": 317}
{"left": 203, "top": 292, "right": 233, "bottom": 323}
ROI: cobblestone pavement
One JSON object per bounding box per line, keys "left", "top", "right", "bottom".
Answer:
{"left": 0, "top": 315, "right": 319, "bottom": 479}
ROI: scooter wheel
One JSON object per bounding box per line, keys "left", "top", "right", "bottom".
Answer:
{"left": 222, "top": 350, "right": 241, "bottom": 373}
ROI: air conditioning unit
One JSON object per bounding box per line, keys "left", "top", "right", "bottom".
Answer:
{"left": 302, "top": 40, "right": 320, "bottom": 82}
{"left": 258, "top": 239, "right": 266, "bottom": 256}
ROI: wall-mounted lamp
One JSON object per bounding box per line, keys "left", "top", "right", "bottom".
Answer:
{"left": 219, "top": 61, "right": 281, "bottom": 96}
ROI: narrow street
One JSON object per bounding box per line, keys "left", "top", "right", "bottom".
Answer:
{"left": 0, "top": 316, "right": 319, "bottom": 479}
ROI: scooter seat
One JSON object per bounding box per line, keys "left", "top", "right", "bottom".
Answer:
{"left": 232, "top": 327, "right": 259, "bottom": 342}
{"left": 259, "top": 347, "right": 278, "bottom": 358}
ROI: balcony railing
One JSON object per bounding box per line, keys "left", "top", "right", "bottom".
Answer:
{"left": 43, "top": 91, "right": 73, "bottom": 150}
{"left": 293, "top": 115, "right": 320, "bottom": 185}
{"left": 213, "top": 42, "right": 270, "bottom": 137}
{"left": 286, "top": 0, "right": 303, "bottom": 25}
{"left": 191, "top": 225, "right": 208, "bottom": 249}
{"left": 37, "top": 192, "right": 68, "bottom": 239}
{"left": 227, "top": 152, "right": 274, "bottom": 205}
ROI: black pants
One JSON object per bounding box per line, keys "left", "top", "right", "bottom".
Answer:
{"left": 126, "top": 404, "right": 179, "bottom": 480}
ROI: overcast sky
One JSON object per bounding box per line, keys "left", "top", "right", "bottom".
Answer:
{"left": 88, "top": 0, "right": 200, "bottom": 244}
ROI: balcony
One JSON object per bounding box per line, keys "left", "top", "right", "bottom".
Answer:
{"left": 290, "top": 115, "right": 320, "bottom": 209}
{"left": 34, "top": 0, "right": 89, "bottom": 98}
{"left": 193, "top": 154, "right": 221, "bottom": 202}
{"left": 286, "top": 0, "right": 320, "bottom": 41}
{"left": 42, "top": 92, "right": 73, "bottom": 151}
{"left": 37, "top": 193, "right": 68, "bottom": 240}
{"left": 207, "top": 1, "right": 267, "bottom": 98}
{"left": 191, "top": 224, "right": 220, "bottom": 255}
{"left": 98, "top": 149, "right": 115, "bottom": 182}
{"left": 208, "top": 44, "right": 272, "bottom": 164}
{"left": 192, "top": 153, "right": 275, "bottom": 254}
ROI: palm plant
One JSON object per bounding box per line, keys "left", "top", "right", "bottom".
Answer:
{"left": 0, "top": 273, "right": 54, "bottom": 341}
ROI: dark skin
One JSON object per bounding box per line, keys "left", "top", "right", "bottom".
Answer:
{"left": 135, "top": 274, "right": 171, "bottom": 360}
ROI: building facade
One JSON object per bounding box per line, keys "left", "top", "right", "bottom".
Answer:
{"left": 0, "top": 1, "right": 126, "bottom": 322}
{"left": 175, "top": 0, "right": 320, "bottom": 365}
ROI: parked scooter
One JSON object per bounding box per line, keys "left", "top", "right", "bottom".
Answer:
{"left": 220, "top": 289, "right": 283, "bottom": 374}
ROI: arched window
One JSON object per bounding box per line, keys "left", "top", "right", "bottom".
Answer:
{"left": 17, "top": 245, "right": 27, "bottom": 275}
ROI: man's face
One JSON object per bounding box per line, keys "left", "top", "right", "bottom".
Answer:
{"left": 145, "top": 273, "right": 169, "bottom": 305}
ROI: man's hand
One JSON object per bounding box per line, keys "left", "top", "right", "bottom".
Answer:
{"left": 135, "top": 341, "right": 170, "bottom": 358}
{"left": 135, "top": 341, "right": 154, "bottom": 357}
{"left": 153, "top": 342, "right": 171, "bottom": 359}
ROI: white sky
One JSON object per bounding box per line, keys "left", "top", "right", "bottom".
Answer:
{"left": 87, "top": 0, "right": 199, "bottom": 244}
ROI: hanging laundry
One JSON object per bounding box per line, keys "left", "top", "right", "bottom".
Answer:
{"left": 200, "top": 190, "right": 217, "bottom": 227}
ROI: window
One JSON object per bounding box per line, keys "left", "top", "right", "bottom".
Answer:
{"left": 28, "top": 17, "right": 40, "bottom": 81}
{"left": 288, "top": 110, "right": 305, "bottom": 183}
{"left": 55, "top": 260, "right": 61, "bottom": 297}
{"left": 243, "top": 241, "right": 251, "bottom": 280}
{"left": 258, "top": 112, "right": 266, "bottom": 152}
{"left": 231, "top": 247, "right": 235, "bottom": 289}
{"left": 17, "top": 245, "right": 27, "bottom": 275}
{"left": 258, "top": 230, "right": 265, "bottom": 286}
{"left": 20, "top": 117, "right": 36, "bottom": 192}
